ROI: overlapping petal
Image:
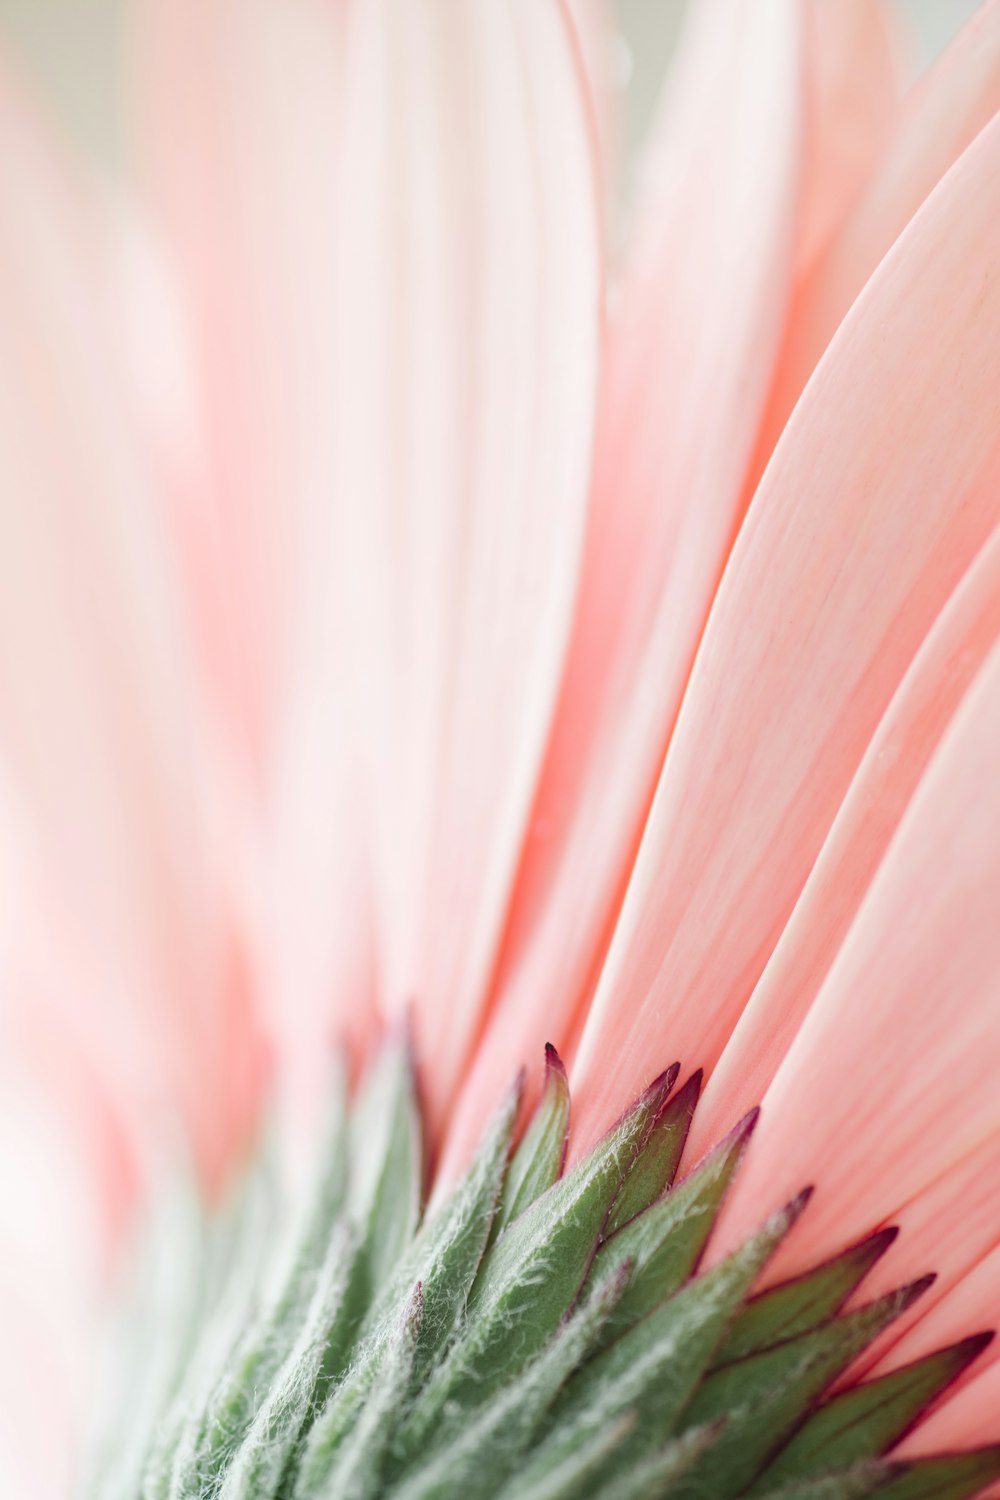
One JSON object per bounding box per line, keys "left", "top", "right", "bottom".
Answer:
{"left": 570, "top": 106, "right": 1000, "bottom": 1154}
{"left": 691, "top": 522, "right": 1000, "bottom": 1157}
{"left": 310, "top": 0, "right": 601, "bottom": 1126}
{"left": 711, "top": 632, "right": 1000, "bottom": 1288}
{"left": 0, "top": 56, "right": 263, "bottom": 1185}
{"left": 749, "top": 0, "right": 1000, "bottom": 484}
{"left": 443, "top": 0, "right": 806, "bottom": 1174}
{"left": 130, "top": 0, "right": 347, "bottom": 772}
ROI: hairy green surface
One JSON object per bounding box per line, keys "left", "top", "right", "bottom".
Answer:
{"left": 79, "top": 1040, "right": 999, "bottom": 1500}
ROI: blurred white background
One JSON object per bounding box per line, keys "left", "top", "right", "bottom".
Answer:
{"left": 0, "top": 0, "right": 983, "bottom": 173}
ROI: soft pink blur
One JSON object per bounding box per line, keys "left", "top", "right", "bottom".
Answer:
{"left": 2, "top": 1, "right": 1000, "bottom": 1493}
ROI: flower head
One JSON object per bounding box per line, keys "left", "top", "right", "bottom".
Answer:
{"left": 2, "top": 1, "right": 1000, "bottom": 1496}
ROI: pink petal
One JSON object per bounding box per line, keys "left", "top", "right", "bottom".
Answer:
{"left": 312, "top": 0, "right": 601, "bottom": 1129}
{"left": 441, "top": 0, "right": 806, "bottom": 1179}
{"left": 690, "top": 522, "right": 1000, "bottom": 1159}
{"left": 709, "top": 631, "right": 1000, "bottom": 1282}
{"left": 128, "top": 0, "right": 348, "bottom": 774}
{"left": 0, "top": 58, "right": 263, "bottom": 1189}
{"left": 749, "top": 0, "right": 1000, "bottom": 485}
{"left": 794, "top": 0, "right": 901, "bottom": 274}
{"left": 130, "top": 0, "right": 381, "bottom": 1091}
{"left": 852, "top": 1142, "right": 1000, "bottom": 1379}
{"left": 570, "top": 108, "right": 1000, "bottom": 1156}
{"left": 897, "top": 1252, "right": 1000, "bottom": 1454}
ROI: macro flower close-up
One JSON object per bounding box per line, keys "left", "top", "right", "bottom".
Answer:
{"left": 3, "top": 0, "right": 1000, "bottom": 1496}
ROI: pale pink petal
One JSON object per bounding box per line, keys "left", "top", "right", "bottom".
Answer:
{"left": 794, "top": 0, "right": 901, "bottom": 274}
{"left": 851, "top": 1141, "right": 1000, "bottom": 1379}
{"left": 750, "top": 0, "right": 1000, "bottom": 484}
{"left": 691, "top": 522, "right": 1000, "bottom": 1158}
{"left": 129, "top": 0, "right": 347, "bottom": 774}
{"left": 316, "top": 0, "right": 600, "bottom": 1129}
{"left": 0, "top": 58, "right": 263, "bottom": 1187}
{"left": 571, "top": 110, "right": 1000, "bottom": 1154}
{"left": 565, "top": 0, "right": 618, "bottom": 189}
{"left": 441, "top": 0, "right": 806, "bottom": 1177}
{"left": 0, "top": 1043, "right": 103, "bottom": 1500}
{"left": 709, "top": 632, "right": 1000, "bottom": 1283}
{"left": 129, "top": 0, "right": 381, "bottom": 1090}
{"left": 897, "top": 1252, "right": 1000, "bottom": 1455}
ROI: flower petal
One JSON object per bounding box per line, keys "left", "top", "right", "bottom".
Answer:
{"left": 896, "top": 1250, "right": 1000, "bottom": 1454}
{"left": 690, "top": 522, "right": 1000, "bottom": 1159}
{"left": 0, "top": 59, "right": 262, "bottom": 1186}
{"left": 442, "top": 0, "right": 806, "bottom": 1177}
{"left": 320, "top": 0, "right": 601, "bottom": 1125}
{"left": 570, "top": 108, "right": 1000, "bottom": 1154}
{"left": 854, "top": 1138, "right": 1000, "bottom": 1377}
{"left": 129, "top": 0, "right": 347, "bottom": 771}
{"left": 750, "top": 0, "right": 1000, "bottom": 483}
{"left": 794, "top": 0, "right": 900, "bottom": 274}
{"left": 709, "top": 631, "right": 1000, "bottom": 1283}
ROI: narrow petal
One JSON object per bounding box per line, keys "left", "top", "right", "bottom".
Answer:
{"left": 322, "top": 0, "right": 601, "bottom": 1125}
{"left": 129, "top": 0, "right": 347, "bottom": 771}
{"left": 896, "top": 1253, "right": 1000, "bottom": 1455}
{"left": 0, "top": 58, "right": 262, "bottom": 1186}
{"left": 709, "top": 633, "right": 1000, "bottom": 1283}
{"left": 442, "top": 0, "right": 805, "bottom": 1177}
{"left": 854, "top": 1141, "right": 1000, "bottom": 1377}
{"left": 794, "top": 0, "right": 900, "bottom": 273}
{"left": 750, "top": 0, "right": 1000, "bottom": 482}
{"left": 691, "top": 522, "right": 1000, "bottom": 1159}
{"left": 571, "top": 110, "right": 1000, "bottom": 1153}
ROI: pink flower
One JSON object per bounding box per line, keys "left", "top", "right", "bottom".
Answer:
{"left": 2, "top": 0, "right": 1000, "bottom": 1494}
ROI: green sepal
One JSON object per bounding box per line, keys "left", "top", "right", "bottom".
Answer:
{"left": 146, "top": 1149, "right": 302, "bottom": 1499}
{"left": 546, "top": 1190, "right": 810, "bottom": 1481}
{"left": 218, "top": 1226, "right": 352, "bottom": 1500}
{"left": 304, "top": 1288, "right": 422, "bottom": 1500}
{"left": 497, "top": 1416, "right": 638, "bottom": 1500}
{"left": 605, "top": 1065, "right": 698, "bottom": 1235}
{"left": 590, "top": 1106, "right": 758, "bottom": 1344}
{"left": 296, "top": 1081, "right": 521, "bottom": 1494}
{"left": 755, "top": 1335, "right": 994, "bottom": 1489}
{"left": 388, "top": 1260, "right": 630, "bottom": 1499}
{"left": 587, "top": 1423, "right": 721, "bottom": 1500}
{"left": 341, "top": 1032, "right": 423, "bottom": 1324}
{"left": 82, "top": 1040, "right": 999, "bottom": 1500}
{"left": 880, "top": 1448, "right": 1000, "bottom": 1500}
{"left": 751, "top": 1462, "right": 904, "bottom": 1500}
{"left": 715, "top": 1227, "right": 899, "bottom": 1368}
{"left": 494, "top": 1043, "right": 571, "bottom": 1235}
{"left": 672, "top": 1278, "right": 936, "bottom": 1499}
{"left": 398, "top": 1066, "right": 674, "bottom": 1450}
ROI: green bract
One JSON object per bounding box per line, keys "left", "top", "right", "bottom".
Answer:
{"left": 80, "top": 1041, "right": 999, "bottom": 1500}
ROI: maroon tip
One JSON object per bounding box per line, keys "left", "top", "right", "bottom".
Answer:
{"left": 901, "top": 1273, "right": 937, "bottom": 1310}
{"left": 954, "top": 1329, "right": 995, "bottom": 1364}
{"left": 863, "top": 1225, "right": 899, "bottom": 1252}
{"left": 637, "top": 1064, "right": 680, "bottom": 1110}
{"left": 786, "top": 1184, "right": 814, "bottom": 1221}
{"left": 509, "top": 1065, "right": 528, "bottom": 1106}
{"left": 543, "top": 1042, "right": 567, "bottom": 1078}
{"left": 730, "top": 1105, "right": 760, "bottom": 1143}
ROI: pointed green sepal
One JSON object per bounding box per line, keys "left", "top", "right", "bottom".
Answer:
{"left": 605, "top": 1064, "right": 698, "bottom": 1235}
{"left": 751, "top": 1462, "right": 904, "bottom": 1500}
{"left": 879, "top": 1448, "right": 1000, "bottom": 1500}
{"left": 672, "top": 1277, "right": 936, "bottom": 1498}
{"left": 591, "top": 1106, "right": 758, "bottom": 1343}
{"left": 82, "top": 1041, "right": 999, "bottom": 1500}
{"left": 494, "top": 1043, "right": 571, "bottom": 1235}
{"left": 715, "top": 1226, "right": 899, "bottom": 1368}
{"left": 756, "top": 1334, "right": 994, "bottom": 1488}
